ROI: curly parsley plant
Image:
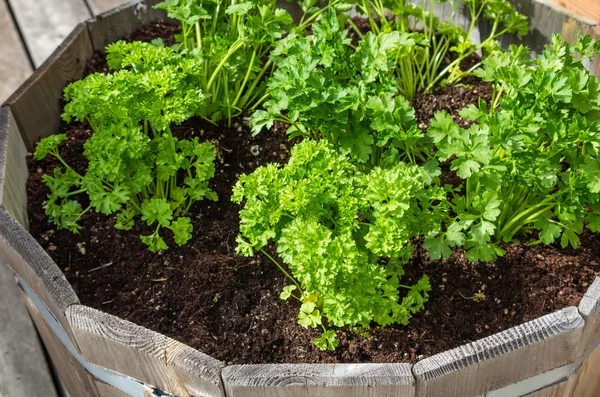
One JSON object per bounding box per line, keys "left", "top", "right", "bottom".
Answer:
{"left": 34, "top": 41, "right": 217, "bottom": 252}
{"left": 233, "top": 140, "right": 448, "bottom": 349}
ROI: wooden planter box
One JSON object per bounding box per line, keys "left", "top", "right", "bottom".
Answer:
{"left": 1, "top": 1, "right": 599, "bottom": 396}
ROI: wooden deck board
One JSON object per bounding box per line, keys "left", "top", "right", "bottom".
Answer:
{"left": 551, "top": 0, "right": 600, "bottom": 23}
{"left": 88, "top": 0, "right": 134, "bottom": 15}
{"left": 0, "top": 2, "right": 129, "bottom": 396}
{"left": 0, "top": 263, "right": 58, "bottom": 397}
{"left": 6, "top": 0, "right": 91, "bottom": 67}
{"left": 0, "top": 0, "right": 32, "bottom": 104}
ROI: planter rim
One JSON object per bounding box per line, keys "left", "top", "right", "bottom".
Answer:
{"left": 1, "top": 0, "right": 600, "bottom": 395}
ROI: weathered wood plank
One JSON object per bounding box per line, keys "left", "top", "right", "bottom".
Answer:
{"left": 0, "top": 0, "right": 32, "bottom": 104}
{"left": 6, "top": 0, "right": 91, "bottom": 67}
{"left": 0, "top": 263, "right": 58, "bottom": 397}
{"left": 88, "top": 0, "right": 133, "bottom": 15}
{"left": 576, "top": 277, "right": 600, "bottom": 354}
{"left": 18, "top": 291, "right": 99, "bottom": 397}
{"left": 568, "top": 343, "right": 600, "bottom": 397}
{"left": 67, "top": 305, "right": 226, "bottom": 397}
{"left": 86, "top": 0, "right": 169, "bottom": 52}
{"left": 0, "top": 107, "right": 28, "bottom": 227}
{"left": 557, "top": 277, "right": 600, "bottom": 397}
{"left": 0, "top": 208, "right": 79, "bottom": 340}
{"left": 499, "top": 0, "right": 597, "bottom": 56}
{"left": 551, "top": 0, "right": 600, "bottom": 23}
{"left": 222, "top": 363, "right": 415, "bottom": 397}
{"left": 413, "top": 307, "right": 584, "bottom": 397}
{"left": 5, "top": 23, "right": 94, "bottom": 150}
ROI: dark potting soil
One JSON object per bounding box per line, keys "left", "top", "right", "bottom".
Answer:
{"left": 25, "top": 22, "right": 600, "bottom": 365}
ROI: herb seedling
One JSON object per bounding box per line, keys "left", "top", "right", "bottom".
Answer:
{"left": 252, "top": 10, "right": 427, "bottom": 167}
{"left": 424, "top": 35, "right": 600, "bottom": 261}
{"left": 234, "top": 139, "right": 446, "bottom": 349}
{"left": 155, "top": 0, "right": 297, "bottom": 125}
{"left": 358, "top": 0, "right": 528, "bottom": 99}
{"left": 35, "top": 41, "right": 218, "bottom": 252}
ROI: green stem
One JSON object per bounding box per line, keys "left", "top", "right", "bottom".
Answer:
{"left": 51, "top": 152, "right": 84, "bottom": 179}
{"left": 66, "top": 188, "right": 86, "bottom": 197}
{"left": 498, "top": 192, "right": 565, "bottom": 238}
{"left": 206, "top": 39, "right": 244, "bottom": 91}
{"left": 237, "top": 58, "right": 272, "bottom": 109}
{"left": 231, "top": 49, "right": 257, "bottom": 108}
{"left": 75, "top": 205, "right": 93, "bottom": 222}
{"left": 298, "top": 2, "right": 339, "bottom": 32}
{"left": 500, "top": 204, "right": 554, "bottom": 242}
{"left": 249, "top": 93, "right": 270, "bottom": 112}
{"left": 259, "top": 248, "right": 302, "bottom": 291}
{"left": 195, "top": 22, "right": 202, "bottom": 50}
{"left": 346, "top": 17, "right": 364, "bottom": 39}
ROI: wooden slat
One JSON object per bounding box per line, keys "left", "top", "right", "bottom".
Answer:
{"left": 5, "top": 23, "right": 94, "bottom": 150}
{"left": 497, "top": 0, "right": 597, "bottom": 55}
{"left": 86, "top": 0, "right": 169, "bottom": 52}
{"left": 0, "top": 263, "right": 58, "bottom": 397}
{"left": 0, "top": 107, "right": 28, "bottom": 228}
{"left": 551, "top": 0, "right": 600, "bottom": 23}
{"left": 87, "top": 0, "right": 133, "bottom": 15}
{"left": 0, "top": 211, "right": 97, "bottom": 394}
{"left": 222, "top": 363, "right": 415, "bottom": 397}
{"left": 0, "top": 0, "right": 32, "bottom": 104}
{"left": 567, "top": 343, "right": 600, "bottom": 397}
{"left": 0, "top": 209, "right": 79, "bottom": 340}
{"left": 575, "top": 277, "right": 600, "bottom": 355}
{"left": 6, "top": 0, "right": 91, "bottom": 67}
{"left": 18, "top": 291, "right": 99, "bottom": 397}
{"left": 413, "top": 307, "right": 584, "bottom": 397}
{"left": 557, "top": 277, "right": 600, "bottom": 397}
{"left": 67, "top": 305, "right": 226, "bottom": 397}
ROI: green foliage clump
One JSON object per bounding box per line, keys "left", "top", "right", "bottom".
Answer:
{"left": 252, "top": 11, "right": 426, "bottom": 167}
{"left": 233, "top": 139, "right": 445, "bottom": 349}
{"left": 154, "top": 0, "right": 295, "bottom": 124}
{"left": 423, "top": 34, "right": 600, "bottom": 262}
{"left": 35, "top": 41, "right": 217, "bottom": 252}
{"left": 359, "top": 0, "right": 528, "bottom": 99}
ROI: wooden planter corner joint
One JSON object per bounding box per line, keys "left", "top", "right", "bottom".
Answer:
{"left": 1, "top": 0, "right": 600, "bottom": 396}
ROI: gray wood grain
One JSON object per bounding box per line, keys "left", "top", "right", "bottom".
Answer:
{"left": 0, "top": 208, "right": 79, "bottom": 340}
{"left": 222, "top": 363, "right": 415, "bottom": 397}
{"left": 86, "top": 0, "right": 170, "bottom": 52}
{"left": 0, "top": 0, "right": 32, "bottom": 104}
{"left": 6, "top": 0, "right": 91, "bottom": 67}
{"left": 88, "top": 0, "right": 133, "bottom": 15}
{"left": 0, "top": 106, "right": 29, "bottom": 227}
{"left": 0, "top": 263, "right": 58, "bottom": 397}
{"left": 5, "top": 23, "right": 94, "bottom": 150}
{"left": 495, "top": 0, "right": 597, "bottom": 56}
{"left": 413, "top": 307, "right": 584, "bottom": 397}
{"left": 67, "top": 305, "right": 225, "bottom": 397}
{"left": 576, "top": 277, "right": 600, "bottom": 356}
{"left": 579, "top": 278, "right": 600, "bottom": 318}
{"left": 18, "top": 293, "right": 100, "bottom": 397}
{"left": 567, "top": 342, "right": 600, "bottom": 397}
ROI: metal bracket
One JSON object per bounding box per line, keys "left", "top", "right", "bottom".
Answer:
{"left": 17, "top": 276, "right": 175, "bottom": 397}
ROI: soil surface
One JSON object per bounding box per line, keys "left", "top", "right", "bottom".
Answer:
{"left": 25, "top": 21, "right": 600, "bottom": 365}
